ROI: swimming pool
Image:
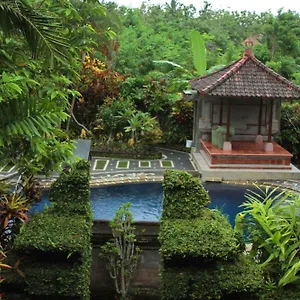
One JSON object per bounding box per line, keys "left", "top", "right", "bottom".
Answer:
{"left": 35, "top": 182, "right": 255, "bottom": 226}
{"left": 91, "top": 183, "right": 251, "bottom": 225}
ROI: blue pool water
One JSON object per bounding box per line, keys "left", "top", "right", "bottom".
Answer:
{"left": 91, "top": 183, "right": 250, "bottom": 225}
{"left": 34, "top": 183, "right": 255, "bottom": 225}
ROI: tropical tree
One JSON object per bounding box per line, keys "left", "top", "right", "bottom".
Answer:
{"left": 100, "top": 203, "right": 140, "bottom": 300}
{"left": 0, "top": 0, "right": 112, "bottom": 173}
{"left": 93, "top": 98, "right": 134, "bottom": 144}
{"left": 0, "top": 0, "right": 69, "bottom": 62}
{"left": 124, "top": 111, "right": 157, "bottom": 144}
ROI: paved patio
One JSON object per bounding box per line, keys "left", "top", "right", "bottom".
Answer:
{"left": 2, "top": 148, "right": 300, "bottom": 192}
{"left": 0, "top": 148, "right": 197, "bottom": 187}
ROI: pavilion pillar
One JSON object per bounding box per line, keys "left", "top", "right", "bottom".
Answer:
{"left": 219, "top": 98, "right": 223, "bottom": 126}
{"left": 264, "top": 99, "right": 274, "bottom": 152}
{"left": 268, "top": 100, "right": 273, "bottom": 142}
{"left": 226, "top": 101, "right": 231, "bottom": 142}
{"left": 255, "top": 99, "right": 264, "bottom": 144}
{"left": 194, "top": 100, "right": 201, "bottom": 152}
{"left": 258, "top": 99, "right": 263, "bottom": 135}
{"left": 223, "top": 100, "right": 232, "bottom": 151}
{"left": 193, "top": 100, "right": 197, "bottom": 144}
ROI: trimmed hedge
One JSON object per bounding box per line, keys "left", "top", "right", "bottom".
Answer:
{"left": 161, "top": 256, "right": 263, "bottom": 300}
{"left": 49, "top": 160, "right": 90, "bottom": 205}
{"left": 23, "top": 260, "right": 90, "bottom": 298}
{"left": 13, "top": 212, "right": 91, "bottom": 257}
{"left": 259, "top": 288, "right": 300, "bottom": 300}
{"left": 162, "top": 170, "right": 210, "bottom": 219}
{"left": 90, "top": 142, "right": 162, "bottom": 160}
{"left": 5, "top": 160, "right": 92, "bottom": 300}
{"left": 160, "top": 170, "right": 263, "bottom": 300}
{"left": 159, "top": 209, "right": 239, "bottom": 261}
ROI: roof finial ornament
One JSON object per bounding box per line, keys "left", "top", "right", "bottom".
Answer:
{"left": 242, "top": 35, "right": 262, "bottom": 57}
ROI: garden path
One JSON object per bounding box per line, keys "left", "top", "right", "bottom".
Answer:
{"left": 0, "top": 148, "right": 197, "bottom": 187}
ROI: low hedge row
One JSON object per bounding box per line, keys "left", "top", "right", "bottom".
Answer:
{"left": 5, "top": 160, "right": 92, "bottom": 300}
{"left": 90, "top": 143, "right": 162, "bottom": 159}
{"left": 90, "top": 150, "right": 162, "bottom": 160}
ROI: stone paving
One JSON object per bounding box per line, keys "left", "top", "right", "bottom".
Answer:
{"left": 88, "top": 148, "right": 196, "bottom": 187}
{"left": 2, "top": 148, "right": 300, "bottom": 191}
{"left": 0, "top": 148, "right": 197, "bottom": 187}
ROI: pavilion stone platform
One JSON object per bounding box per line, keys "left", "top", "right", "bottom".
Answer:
{"left": 201, "top": 140, "right": 292, "bottom": 169}
{"left": 192, "top": 150, "right": 300, "bottom": 182}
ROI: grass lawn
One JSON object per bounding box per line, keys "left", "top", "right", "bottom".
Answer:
{"left": 140, "top": 161, "right": 151, "bottom": 168}
{"left": 117, "top": 161, "right": 129, "bottom": 168}
{"left": 1, "top": 164, "right": 14, "bottom": 172}
{"left": 95, "top": 160, "right": 108, "bottom": 170}
{"left": 161, "top": 160, "right": 173, "bottom": 168}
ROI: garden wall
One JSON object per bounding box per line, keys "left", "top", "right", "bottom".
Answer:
{"left": 91, "top": 220, "right": 161, "bottom": 299}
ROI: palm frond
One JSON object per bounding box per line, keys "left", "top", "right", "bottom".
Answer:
{"left": 0, "top": 97, "right": 68, "bottom": 146}
{"left": 0, "top": 0, "right": 69, "bottom": 62}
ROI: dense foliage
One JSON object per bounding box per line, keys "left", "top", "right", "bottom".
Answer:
{"left": 105, "top": 1, "right": 300, "bottom": 84}
{"left": 162, "top": 170, "right": 210, "bottom": 219}
{"left": 238, "top": 185, "right": 300, "bottom": 290}
{"left": 3, "top": 161, "right": 92, "bottom": 299}
{"left": 160, "top": 210, "right": 239, "bottom": 262}
{"left": 0, "top": 0, "right": 114, "bottom": 174}
{"left": 161, "top": 256, "right": 263, "bottom": 300}
{"left": 278, "top": 102, "right": 300, "bottom": 164}
{"left": 100, "top": 203, "right": 140, "bottom": 299}
{"left": 1, "top": 0, "right": 300, "bottom": 165}
{"left": 70, "top": 1, "right": 300, "bottom": 152}
{"left": 159, "top": 170, "right": 263, "bottom": 300}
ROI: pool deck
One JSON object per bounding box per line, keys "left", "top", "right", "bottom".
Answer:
{"left": 2, "top": 148, "right": 300, "bottom": 193}
{"left": 0, "top": 148, "right": 197, "bottom": 188}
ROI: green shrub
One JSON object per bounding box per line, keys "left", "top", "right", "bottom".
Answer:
{"left": 161, "top": 256, "right": 263, "bottom": 300}
{"left": 159, "top": 209, "right": 239, "bottom": 261}
{"left": 49, "top": 160, "right": 90, "bottom": 204}
{"left": 278, "top": 102, "right": 300, "bottom": 164}
{"left": 23, "top": 259, "right": 90, "bottom": 298}
{"left": 160, "top": 170, "right": 262, "bottom": 300}
{"left": 5, "top": 160, "right": 92, "bottom": 300}
{"left": 90, "top": 142, "right": 162, "bottom": 159}
{"left": 259, "top": 288, "right": 300, "bottom": 300}
{"left": 13, "top": 211, "right": 91, "bottom": 258}
{"left": 240, "top": 186, "right": 300, "bottom": 288}
{"left": 162, "top": 170, "right": 210, "bottom": 219}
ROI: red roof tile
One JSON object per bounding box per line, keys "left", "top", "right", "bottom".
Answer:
{"left": 190, "top": 51, "right": 300, "bottom": 99}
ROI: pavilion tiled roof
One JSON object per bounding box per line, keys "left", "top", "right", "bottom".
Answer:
{"left": 190, "top": 49, "right": 300, "bottom": 99}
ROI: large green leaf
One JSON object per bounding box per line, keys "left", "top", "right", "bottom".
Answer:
{"left": 0, "top": 97, "right": 68, "bottom": 144}
{"left": 190, "top": 30, "right": 207, "bottom": 75}
{"left": 0, "top": 0, "right": 69, "bottom": 62}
